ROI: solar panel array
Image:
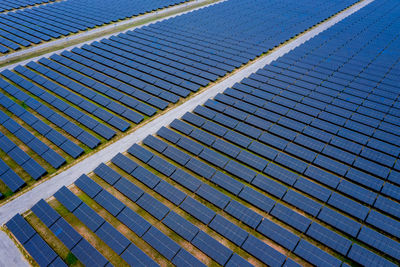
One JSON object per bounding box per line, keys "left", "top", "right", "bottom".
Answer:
{"left": 0, "top": 0, "right": 190, "bottom": 54}
{"left": 0, "top": 0, "right": 55, "bottom": 13}
{"left": 7, "top": 0, "right": 400, "bottom": 265}
{"left": 0, "top": 0, "right": 400, "bottom": 266}
{"left": 0, "top": 0, "right": 359, "bottom": 198}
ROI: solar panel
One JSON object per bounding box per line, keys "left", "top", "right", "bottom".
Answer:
{"left": 143, "top": 135, "right": 168, "bottom": 153}
{"left": 31, "top": 199, "right": 60, "bottom": 228}
{"left": 251, "top": 173, "right": 287, "bottom": 199}
{"left": 170, "top": 169, "right": 202, "bottom": 192}
{"left": 131, "top": 166, "right": 161, "bottom": 189}
{"left": 74, "top": 174, "right": 102, "bottom": 199}
{"left": 94, "top": 190, "right": 126, "bottom": 217}
{"left": 128, "top": 143, "right": 154, "bottom": 164}
{"left": 209, "top": 214, "right": 248, "bottom": 246}
{"left": 93, "top": 163, "right": 121, "bottom": 186}
{"left": 142, "top": 226, "right": 180, "bottom": 260}
{"left": 136, "top": 193, "right": 169, "bottom": 220}
{"left": 54, "top": 186, "right": 82, "bottom": 212}
{"left": 264, "top": 163, "right": 298, "bottom": 186}
{"left": 5, "top": 214, "right": 36, "bottom": 244}
{"left": 24, "top": 234, "right": 58, "bottom": 266}
{"left": 171, "top": 248, "right": 206, "bottom": 267}
{"left": 257, "top": 219, "right": 299, "bottom": 251}
{"left": 210, "top": 171, "right": 244, "bottom": 196}
{"left": 185, "top": 158, "right": 216, "bottom": 179}
{"left": 294, "top": 239, "right": 341, "bottom": 267}
{"left": 71, "top": 238, "right": 109, "bottom": 267}
{"left": 180, "top": 197, "right": 215, "bottom": 225}
{"left": 270, "top": 203, "right": 311, "bottom": 233}
{"left": 238, "top": 186, "right": 275, "bottom": 213}
{"left": 225, "top": 200, "right": 262, "bottom": 229}
{"left": 121, "top": 243, "right": 158, "bottom": 266}
{"left": 163, "top": 211, "right": 199, "bottom": 241}
{"left": 111, "top": 153, "right": 138, "bottom": 174}
{"left": 157, "top": 126, "right": 181, "bottom": 144}
{"left": 306, "top": 222, "right": 351, "bottom": 255}
{"left": 242, "top": 234, "right": 286, "bottom": 266}
{"left": 283, "top": 190, "right": 322, "bottom": 216}
{"left": 347, "top": 244, "right": 396, "bottom": 267}
{"left": 328, "top": 192, "right": 369, "bottom": 220}
{"left": 95, "top": 222, "right": 130, "bottom": 255}
{"left": 117, "top": 207, "right": 151, "bottom": 237}
{"left": 177, "top": 136, "right": 204, "bottom": 155}
{"left": 225, "top": 253, "right": 253, "bottom": 267}
{"left": 170, "top": 119, "right": 194, "bottom": 135}
{"left": 163, "top": 146, "right": 191, "bottom": 166}
{"left": 191, "top": 230, "right": 233, "bottom": 266}
{"left": 224, "top": 160, "right": 256, "bottom": 183}
{"left": 50, "top": 218, "right": 82, "bottom": 250}
{"left": 317, "top": 206, "right": 361, "bottom": 237}
{"left": 154, "top": 180, "right": 186, "bottom": 206}
{"left": 73, "top": 203, "right": 105, "bottom": 232}
{"left": 199, "top": 148, "right": 229, "bottom": 169}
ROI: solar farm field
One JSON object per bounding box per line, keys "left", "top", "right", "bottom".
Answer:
{"left": 5, "top": 0, "right": 400, "bottom": 266}
{"left": 0, "top": 0, "right": 359, "bottom": 200}
{"left": 0, "top": 0, "right": 192, "bottom": 55}
{"left": 0, "top": 0, "right": 56, "bottom": 13}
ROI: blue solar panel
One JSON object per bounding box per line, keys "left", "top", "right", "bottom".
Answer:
{"left": 171, "top": 248, "right": 206, "bottom": 267}
{"left": 54, "top": 186, "right": 82, "bottom": 212}
{"left": 24, "top": 234, "right": 58, "bottom": 266}
{"left": 328, "top": 193, "right": 369, "bottom": 220}
{"left": 306, "top": 222, "right": 351, "bottom": 255}
{"left": 50, "top": 218, "right": 82, "bottom": 250}
{"left": 74, "top": 174, "right": 102, "bottom": 199}
{"left": 317, "top": 206, "right": 361, "bottom": 237}
{"left": 96, "top": 221, "right": 130, "bottom": 255}
{"left": 154, "top": 180, "right": 186, "bottom": 205}
{"left": 111, "top": 153, "right": 138, "bottom": 174}
{"left": 210, "top": 171, "right": 244, "bottom": 196}
{"left": 163, "top": 211, "right": 199, "bottom": 242}
{"left": 242, "top": 234, "right": 286, "bottom": 267}
{"left": 73, "top": 203, "right": 105, "bottom": 232}
{"left": 238, "top": 186, "right": 275, "bottom": 213}
{"left": 121, "top": 243, "right": 158, "bottom": 266}
{"left": 224, "top": 200, "right": 262, "bottom": 229}
{"left": 347, "top": 244, "right": 396, "bottom": 267}
{"left": 191, "top": 230, "right": 233, "bottom": 266}
{"left": 71, "top": 238, "right": 109, "bottom": 267}
{"left": 131, "top": 165, "right": 161, "bottom": 189}
{"left": 94, "top": 189, "right": 125, "bottom": 217}
{"left": 283, "top": 190, "right": 322, "bottom": 216}
{"left": 5, "top": 214, "right": 36, "bottom": 244}
{"left": 142, "top": 226, "right": 180, "bottom": 260}
{"left": 136, "top": 193, "right": 169, "bottom": 220}
{"left": 128, "top": 143, "right": 154, "bottom": 164}
{"left": 180, "top": 196, "right": 216, "bottom": 225}
{"left": 209, "top": 214, "right": 248, "bottom": 246}
{"left": 257, "top": 219, "right": 299, "bottom": 251}
{"left": 270, "top": 203, "right": 311, "bottom": 233}
{"left": 170, "top": 169, "right": 202, "bottom": 192}
{"left": 117, "top": 207, "right": 150, "bottom": 237}
{"left": 31, "top": 199, "right": 60, "bottom": 228}
{"left": 294, "top": 239, "right": 341, "bottom": 267}
{"left": 196, "top": 183, "right": 230, "bottom": 209}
